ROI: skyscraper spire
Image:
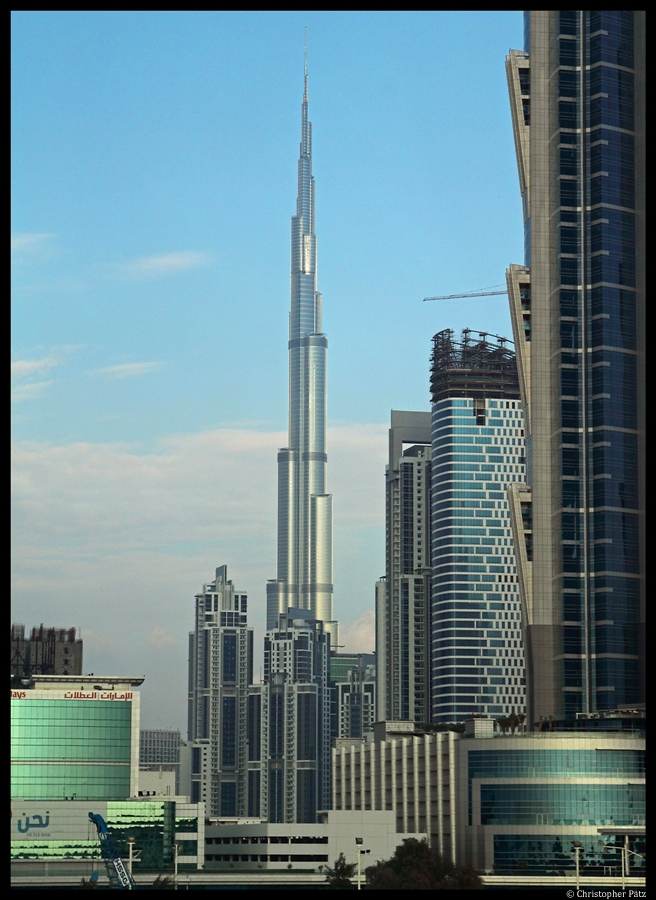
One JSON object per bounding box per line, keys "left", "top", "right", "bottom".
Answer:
{"left": 267, "top": 49, "right": 336, "bottom": 641}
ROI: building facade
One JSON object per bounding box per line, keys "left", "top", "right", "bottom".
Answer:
{"left": 430, "top": 329, "right": 527, "bottom": 723}
{"left": 259, "top": 609, "right": 330, "bottom": 824}
{"left": 203, "top": 810, "right": 420, "bottom": 873}
{"left": 11, "top": 675, "right": 142, "bottom": 803}
{"left": 378, "top": 410, "right": 432, "bottom": 724}
{"left": 330, "top": 653, "right": 376, "bottom": 740}
{"left": 140, "top": 729, "right": 181, "bottom": 794}
{"left": 505, "top": 11, "right": 645, "bottom": 723}
{"left": 11, "top": 799, "right": 205, "bottom": 881}
{"left": 187, "top": 566, "right": 253, "bottom": 817}
{"left": 332, "top": 717, "right": 645, "bottom": 878}
{"left": 11, "top": 624, "right": 83, "bottom": 679}
{"left": 266, "top": 63, "right": 336, "bottom": 641}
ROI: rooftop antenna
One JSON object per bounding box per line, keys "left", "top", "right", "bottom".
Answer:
{"left": 304, "top": 26, "right": 308, "bottom": 78}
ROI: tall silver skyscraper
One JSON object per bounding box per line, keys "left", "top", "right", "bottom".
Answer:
{"left": 267, "top": 61, "right": 335, "bottom": 639}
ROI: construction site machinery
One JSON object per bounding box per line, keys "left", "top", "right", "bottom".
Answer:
{"left": 88, "top": 812, "right": 137, "bottom": 890}
{"left": 423, "top": 289, "right": 508, "bottom": 302}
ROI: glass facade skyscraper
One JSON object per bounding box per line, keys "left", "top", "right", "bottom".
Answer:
{"left": 260, "top": 609, "right": 330, "bottom": 823}
{"left": 506, "top": 11, "right": 645, "bottom": 723}
{"left": 378, "top": 410, "right": 432, "bottom": 725}
{"left": 187, "top": 566, "right": 253, "bottom": 817}
{"left": 266, "top": 63, "right": 335, "bottom": 640}
{"left": 430, "top": 330, "right": 527, "bottom": 723}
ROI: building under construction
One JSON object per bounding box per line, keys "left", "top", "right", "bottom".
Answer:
{"left": 11, "top": 624, "right": 83, "bottom": 680}
{"left": 430, "top": 328, "right": 520, "bottom": 404}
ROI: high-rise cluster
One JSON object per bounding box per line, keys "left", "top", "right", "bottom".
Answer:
{"left": 186, "top": 63, "right": 359, "bottom": 825}
{"left": 378, "top": 10, "right": 644, "bottom": 730}
{"left": 184, "top": 11, "right": 645, "bottom": 839}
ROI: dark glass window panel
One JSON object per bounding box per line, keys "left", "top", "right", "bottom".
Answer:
{"left": 563, "top": 550, "right": 583, "bottom": 573}
{"left": 222, "top": 633, "right": 237, "bottom": 683}
{"left": 588, "top": 68, "right": 634, "bottom": 131}
{"left": 560, "top": 322, "right": 580, "bottom": 348}
{"left": 560, "top": 368, "right": 579, "bottom": 397}
{"left": 221, "top": 696, "right": 236, "bottom": 767}
{"left": 594, "top": 576, "right": 640, "bottom": 621}
{"left": 593, "top": 516, "right": 639, "bottom": 574}
{"left": 560, "top": 179, "right": 578, "bottom": 207}
{"left": 559, "top": 70, "right": 578, "bottom": 97}
{"left": 518, "top": 67, "right": 530, "bottom": 94}
{"left": 563, "top": 625, "right": 583, "bottom": 653}
{"left": 563, "top": 592, "right": 583, "bottom": 622}
{"left": 220, "top": 782, "right": 236, "bottom": 817}
{"left": 590, "top": 11, "right": 634, "bottom": 68}
{"left": 591, "top": 432, "right": 638, "bottom": 508}
{"left": 560, "top": 290, "right": 579, "bottom": 316}
{"left": 595, "top": 624, "right": 638, "bottom": 656}
{"left": 560, "top": 226, "right": 578, "bottom": 253}
{"left": 595, "top": 657, "right": 639, "bottom": 703}
{"left": 592, "top": 396, "right": 637, "bottom": 431}
{"left": 562, "top": 481, "right": 580, "bottom": 509}
{"left": 559, "top": 100, "right": 578, "bottom": 129}
{"left": 559, "top": 10, "right": 577, "bottom": 35}
{"left": 590, "top": 353, "right": 637, "bottom": 429}
{"left": 563, "top": 657, "right": 583, "bottom": 686}
{"left": 561, "top": 257, "right": 579, "bottom": 284}
{"left": 561, "top": 512, "right": 581, "bottom": 541}
{"left": 559, "top": 38, "right": 578, "bottom": 66}
{"left": 589, "top": 288, "right": 636, "bottom": 350}
{"left": 562, "top": 446, "right": 580, "bottom": 477}
{"left": 560, "top": 147, "right": 577, "bottom": 175}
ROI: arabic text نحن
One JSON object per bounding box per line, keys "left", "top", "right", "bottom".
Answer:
{"left": 16, "top": 813, "right": 51, "bottom": 833}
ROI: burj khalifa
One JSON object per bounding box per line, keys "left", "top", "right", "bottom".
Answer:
{"left": 266, "top": 61, "right": 336, "bottom": 639}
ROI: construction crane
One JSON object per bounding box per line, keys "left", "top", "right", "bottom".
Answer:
{"left": 89, "top": 812, "right": 137, "bottom": 890}
{"left": 423, "top": 288, "right": 508, "bottom": 302}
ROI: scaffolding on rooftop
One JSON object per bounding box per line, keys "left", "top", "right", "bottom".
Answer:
{"left": 430, "top": 328, "right": 520, "bottom": 404}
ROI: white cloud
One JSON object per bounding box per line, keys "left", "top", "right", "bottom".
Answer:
{"left": 339, "top": 609, "right": 376, "bottom": 656}
{"left": 11, "top": 233, "right": 55, "bottom": 263}
{"left": 147, "top": 626, "right": 176, "bottom": 649}
{"left": 95, "top": 362, "right": 164, "bottom": 379}
{"left": 11, "top": 422, "right": 388, "bottom": 729}
{"left": 11, "top": 380, "right": 57, "bottom": 403}
{"left": 11, "top": 357, "right": 60, "bottom": 380}
{"left": 120, "top": 251, "right": 212, "bottom": 280}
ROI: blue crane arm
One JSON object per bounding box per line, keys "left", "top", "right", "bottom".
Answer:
{"left": 88, "top": 812, "right": 137, "bottom": 890}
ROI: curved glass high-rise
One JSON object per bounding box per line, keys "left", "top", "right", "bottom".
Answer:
{"left": 267, "top": 65, "right": 335, "bottom": 636}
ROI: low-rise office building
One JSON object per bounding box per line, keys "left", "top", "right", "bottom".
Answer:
{"left": 333, "top": 718, "right": 645, "bottom": 877}
{"left": 204, "top": 809, "right": 422, "bottom": 872}
{"left": 11, "top": 674, "right": 143, "bottom": 802}
{"left": 10, "top": 799, "right": 205, "bottom": 879}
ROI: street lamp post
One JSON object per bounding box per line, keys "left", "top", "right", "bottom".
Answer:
{"left": 173, "top": 841, "right": 180, "bottom": 890}
{"left": 126, "top": 836, "right": 141, "bottom": 888}
{"left": 621, "top": 841, "right": 644, "bottom": 890}
{"left": 355, "top": 837, "right": 370, "bottom": 891}
{"left": 571, "top": 841, "right": 583, "bottom": 890}
{"left": 599, "top": 838, "right": 644, "bottom": 890}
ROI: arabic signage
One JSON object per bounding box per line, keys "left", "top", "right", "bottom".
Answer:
{"left": 10, "top": 690, "right": 133, "bottom": 701}
{"left": 11, "top": 801, "right": 108, "bottom": 841}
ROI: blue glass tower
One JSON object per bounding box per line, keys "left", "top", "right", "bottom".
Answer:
{"left": 430, "top": 330, "right": 527, "bottom": 723}
{"left": 506, "top": 12, "right": 645, "bottom": 723}
{"left": 267, "top": 60, "right": 335, "bottom": 639}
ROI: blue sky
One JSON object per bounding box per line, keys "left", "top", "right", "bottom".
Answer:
{"left": 12, "top": 10, "right": 524, "bottom": 730}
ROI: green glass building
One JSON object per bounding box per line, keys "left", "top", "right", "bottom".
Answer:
{"left": 11, "top": 676, "right": 142, "bottom": 801}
